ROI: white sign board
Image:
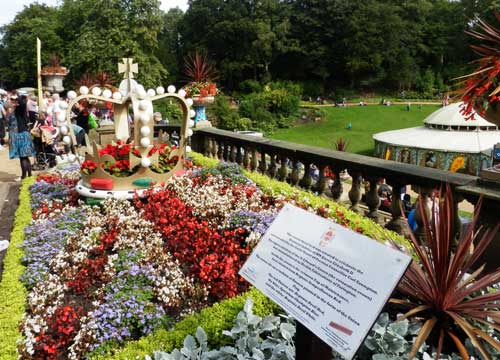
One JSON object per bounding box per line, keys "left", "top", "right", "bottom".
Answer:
{"left": 239, "top": 204, "right": 411, "bottom": 360}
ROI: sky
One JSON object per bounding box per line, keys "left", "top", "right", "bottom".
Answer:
{"left": 0, "top": 0, "right": 189, "bottom": 27}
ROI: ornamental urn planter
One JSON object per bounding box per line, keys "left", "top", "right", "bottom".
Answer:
{"left": 191, "top": 95, "right": 215, "bottom": 126}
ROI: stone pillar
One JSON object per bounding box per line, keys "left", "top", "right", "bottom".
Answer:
{"left": 414, "top": 186, "right": 434, "bottom": 243}
{"left": 331, "top": 167, "right": 344, "bottom": 202}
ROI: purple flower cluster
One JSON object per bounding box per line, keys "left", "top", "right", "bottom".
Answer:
{"left": 228, "top": 210, "right": 277, "bottom": 236}
{"left": 29, "top": 180, "right": 73, "bottom": 209}
{"left": 191, "top": 162, "right": 252, "bottom": 184}
{"left": 88, "top": 263, "right": 168, "bottom": 354}
{"left": 21, "top": 208, "right": 86, "bottom": 289}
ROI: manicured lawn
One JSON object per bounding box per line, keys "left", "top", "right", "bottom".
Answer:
{"left": 270, "top": 104, "right": 439, "bottom": 155}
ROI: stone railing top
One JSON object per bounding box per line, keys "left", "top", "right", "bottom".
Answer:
{"left": 195, "top": 127, "right": 478, "bottom": 189}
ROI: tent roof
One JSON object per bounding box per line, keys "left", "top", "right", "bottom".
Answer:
{"left": 373, "top": 126, "right": 500, "bottom": 155}
{"left": 424, "top": 102, "right": 497, "bottom": 128}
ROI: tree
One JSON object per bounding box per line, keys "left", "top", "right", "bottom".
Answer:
{"left": 179, "top": 0, "right": 292, "bottom": 89}
{"left": 0, "top": 4, "right": 63, "bottom": 87}
{"left": 157, "top": 8, "right": 184, "bottom": 84}
{"left": 60, "top": 0, "right": 167, "bottom": 87}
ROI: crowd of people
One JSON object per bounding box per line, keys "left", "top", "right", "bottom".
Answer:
{"left": 0, "top": 89, "right": 170, "bottom": 179}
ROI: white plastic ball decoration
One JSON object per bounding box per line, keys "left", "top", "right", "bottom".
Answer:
{"left": 92, "top": 87, "right": 102, "bottom": 96}
{"left": 186, "top": 98, "right": 193, "bottom": 107}
{"left": 135, "top": 84, "right": 145, "bottom": 93}
{"left": 140, "top": 126, "right": 151, "bottom": 136}
{"left": 59, "top": 101, "right": 68, "bottom": 110}
{"left": 167, "top": 85, "right": 176, "bottom": 94}
{"left": 68, "top": 154, "right": 76, "bottom": 163}
{"left": 189, "top": 120, "right": 195, "bottom": 128}
{"left": 139, "top": 114, "right": 149, "bottom": 124}
{"left": 102, "top": 89, "right": 112, "bottom": 98}
{"left": 147, "top": 89, "right": 156, "bottom": 97}
{"left": 79, "top": 86, "right": 89, "bottom": 95}
{"left": 112, "top": 92, "right": 122, "bottom": 100}
{"left": 139, "top": 100, "right": 148, "bottom": 111}
{"left": 140, "top": 137, "right": 151, "bottom": 148}
{"left": 56, "top": 112, "right": 66, "bottom": 122}
{"left": 137, "top": 89, "right": 147, "bottom": 99}
{"left": 141, "top": 157, "right": 151, "bottom": 168}
{"left": 186, "top": 145, "right": 192, "bottom": 153}
{"left": 178, "top": 89, "right": 186, "bottom": 98}
{"left": 63, "top": 135, "right": 71, "bottom": 145}
{"left": 156, "top": 86, "right": 165, "bottom": 95}
{"left": 187, "top": 129, "right": 193, "bottom": 137}
{"left": 189, "top": 109, "right": 196, "bottom": 118}
{"left": 67, "top": 91, "right": 77, "bottom": 100}
{"left": 60, "top": 125, "right": 69, "bottom": 135}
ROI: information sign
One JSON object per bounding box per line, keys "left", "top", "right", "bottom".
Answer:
{"left": 239, "top": 204, "right": 411, "bottom": 359}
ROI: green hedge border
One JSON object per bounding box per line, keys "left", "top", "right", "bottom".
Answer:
{"left": 0, "top": 178, "right": 35, "bottom": 360}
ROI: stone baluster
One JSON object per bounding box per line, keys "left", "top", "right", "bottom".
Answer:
{"left": 250, "top": 149, "right": 258, "bottom": 171}
{"left": 365, "top": 177, "right": 383, "bottom": 225}
{"left": 259, "top": 151, "right": 267, "bottom": 174}
{"left": 348, "top": 171, "right": 363, "bottom": 213}
{"left": 236, "top": 145, "right": 243, "bottom": 165}
{"left": 413, "top": 186, "right": 434, "bottom": 243}
{"left": 203, "top": 136, "right": 211, "bottom": 157}
{"left": 268, "top": 153, "right": 278, "bottom": 178}
{"left": 385, "top": 182, "right": 411, "bottom": 237}
{"left": 290, "top": 159, "right": 300, "bottom": 185}
{"left": 299, "top": 162, "right": 313, "bottom": 190}
{"left": 278, "top": 155, "right": 288, "bottom": 181}
{"left": 315, "top": 164, "right": 328, "bottom": 195}
{"left": 223, "top": 143, "right": 230, "bottom": 161}
{"left": 242, "top": 146, "right": 250, "bottom": 168}
{"left": 216, "top": 140, "right": 223, "bottom": 160}
{"left": 331, "top": 167, "right": 344, "bottom": 202}
{"left": 229, "top": 144, "right": 237, "bottom": 163}
{"left": 210, "top": 138, "right": 218, "bottom": 158}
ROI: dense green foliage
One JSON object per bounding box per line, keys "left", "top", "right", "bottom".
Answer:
{"left": 1, "top": 0, "right": 496, "bottom": 94}
{"left": 0, "top": 178, "right": 35, "bottom": 360}
{"left": 270, "top": 104, "right": 438, "bottom": 155}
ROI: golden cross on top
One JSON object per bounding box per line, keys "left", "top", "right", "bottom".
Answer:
{"left": 118, "top": 58, "right": 138, "bottom": 79}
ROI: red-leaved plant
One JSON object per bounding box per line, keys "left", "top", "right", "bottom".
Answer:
{"left": 392, "top": 186, "right": 500, "bottom": 359}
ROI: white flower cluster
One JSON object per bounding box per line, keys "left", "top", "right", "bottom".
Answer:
{"left": 166, "top": 175, "right": 272, "bottom": 228}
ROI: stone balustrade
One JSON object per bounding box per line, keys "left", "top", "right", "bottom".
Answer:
{"left": 191, "top": 127, "right": 500, "bottom": 266}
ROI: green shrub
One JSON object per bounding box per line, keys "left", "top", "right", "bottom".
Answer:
{"left": 154, "top": 100, "right": 184, "bottom": 124}
{"left": 0, "top": 177, "right": 35, "bottom": 360}
{"left": 99, "top": 288, "right": 280, "bottom": 359}
{"left": 239, "top": 79, "right": 262, "bottom": 94}
{"left": 209, "top": 95, "right": 242, "bottom": 130}
{"left": 266, "top": 80, "right": 302, "bottom": 97}
{"left": 299, "top": 79, "right": 325, "bottom": 99}
{"left": 260, "top": 89, "right": 300, "bottom": 118}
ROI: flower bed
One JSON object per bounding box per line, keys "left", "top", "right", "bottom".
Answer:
{"left": 4, "top": 153, "right": 478, "bottom": 360}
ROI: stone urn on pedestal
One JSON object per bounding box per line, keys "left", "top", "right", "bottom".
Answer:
{"left": 41, "top": 54, "right": 69, "bottom": 93}
{"left": 185, "top": 83, "right": 218, "bottom": 128}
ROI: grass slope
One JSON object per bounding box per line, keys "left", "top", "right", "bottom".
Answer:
{"left": 270, "top": 104, "right": 438, "bottom": 155}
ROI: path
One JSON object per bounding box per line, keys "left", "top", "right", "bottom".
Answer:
{"left": 0, "top": 146, "right": 22, "bottom": 280}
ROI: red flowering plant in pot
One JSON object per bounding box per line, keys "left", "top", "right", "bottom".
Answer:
{"left": 182, "top": 52, "right": 219, "bottom": 104}
{"left": 390, "top": 186, "right": 500, "bottom": 359}
{"left": 456, "top": 12, "right": 500, "bottom": 124}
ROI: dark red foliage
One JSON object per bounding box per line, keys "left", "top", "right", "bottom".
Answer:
{"left": 135, "top": 189, "right": 249, "bottom": 300}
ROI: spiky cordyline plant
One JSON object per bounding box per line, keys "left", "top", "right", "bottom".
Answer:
{"left": 333, "top": 137, "right": 350, "bottom": 152}
{"left": 456, "top": 12, "right": 500, "bottom": 120}
{"left": 391, "top": 186, "right": 500, "bottom": 359}
{"left": 184, "top": 52, "right": 217, "bottom": 83}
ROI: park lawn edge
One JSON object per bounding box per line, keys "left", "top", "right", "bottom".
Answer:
{"left": 0, "top": 177, "right": 35, "bottom": 360}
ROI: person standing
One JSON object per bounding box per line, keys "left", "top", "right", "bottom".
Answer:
{"left": 7, "top": 96, "right": 36, "bottom": 179}
{"left": 0, "top": 94, "right": 6, "bottom": 150}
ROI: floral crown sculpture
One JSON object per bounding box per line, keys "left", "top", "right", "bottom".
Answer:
{"left": 60, "top": 59, "right": 196, "bottom": 199}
